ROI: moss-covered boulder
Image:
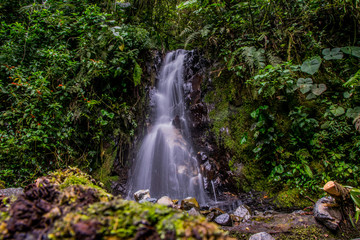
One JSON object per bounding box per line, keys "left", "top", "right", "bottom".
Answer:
{"left": 0, "top": 167, "right": 234, "bottom": 240}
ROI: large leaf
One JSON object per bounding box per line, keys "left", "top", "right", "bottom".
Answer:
{"left": 311, "top": 84, "right": 327, "bottom": 95}
{"left": 341, "top": 46, "right": 360, "bottom": 58}
{"left": 322, "top": 48, "right": 343, "bottom": 60}
{"left": 330, "top": 106, "right": 345, "bottom": 117}
{"left": 301, "top": 56, "right": 322, "bottom": 75}
{"left": 297, "top": 78, "right": 313, "bottom": 94}
{"left": 346, "top": 107, "right": 360, "bottom": 118}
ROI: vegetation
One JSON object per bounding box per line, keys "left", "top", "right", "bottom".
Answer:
{"left": 1, "top": 0, "right": 360, "bottom": 206}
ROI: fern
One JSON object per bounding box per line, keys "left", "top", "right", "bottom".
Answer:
{"left": 266, "top": 51, "right": 282, "bottom": 66}
{"left": 242, "top": 47, "right": 266, "bottom": 71}
{"left": 344, "top": 69, "right": 360, "bottom": 87}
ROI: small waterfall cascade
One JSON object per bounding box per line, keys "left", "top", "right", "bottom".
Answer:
{"left": 128, "top": 50, "right": 206, "bottom": 203}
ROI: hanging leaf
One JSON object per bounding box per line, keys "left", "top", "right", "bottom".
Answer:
{"left": 322, "top": 48, "right": 343, "bottom": 60}
{"left": 341, "top": 46, "right": 360, "bottom": 58}
{"left": 330, "top": 106, "right": 345, "bottom": 116}
{"left": 297, "top": 78, "right": 313, "bottom": 94}
{"left": 311, "top": 83, "right": 327, "bottom": 95}
{"left": 301, "top": 56, "right": 322, "bottom": 75}
{"left": 133, "top": 62, "right": 142, "bottom": 86}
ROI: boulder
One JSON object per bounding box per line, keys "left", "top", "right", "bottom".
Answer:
{"left": 188, "top": 207, "right": 201, "bottom": 216}
{"left": 214, "top": 213, "right": 232, "bottom": 226}
{"left": 314, "top": 196, "right": 342, "bottom": 231}
{"left": 233, "top": 204, "right": 251, "bottom": 221}
{"left": 249, "top": 232, "right": 275, "bottom": 240}
{"left": 0, "top": 188, "right": 23, "bottom": 197}
{"left": 180, "top": 197, "right": 200, "bottom": 210}
{"left": 134, "top": 189, "right": 150, "bottom": 202}
{"left": 157, "top": 196, "right": 174, "bottom": 207}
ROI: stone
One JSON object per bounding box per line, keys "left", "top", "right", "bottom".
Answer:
{"left": 233, "top": 204, "right": 251, "bottom": 221}
{"left": 206, "top": 212, "right": 216, "bottom": 222}
{"left": 134, "top": 189, "right": 150, "bottom": 202}
{"left": 314, "top": 196, "right": 342, "bottom": 231}
{"left": 180, "top": 197, "right": 200, "bottom": 210}
{"left": 214, "top": 213, "right": 232, "bottom": 226}
{"left": 249, "top": 232, "right": 275, "bottom": 240}
{"left": 157, "top": 196, "right": 174, "bottom": 207}
{"left": 0, "top": 188, "right": 23, "bottom": 197}
{"left": 172, "top": 115, "right": 181, "bottom": 130}
{"left": 188, "top": 207, "right": 201, "bottom": 216}
{"left": 139, "top": 198, "right": 157, "bottom": 204}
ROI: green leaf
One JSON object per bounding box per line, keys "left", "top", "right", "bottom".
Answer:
{"left": 322, "top": 48, "right": 343, "bottom": 60}
{"left": 350, "top": 188, "right": 360, "bottom": 208}
{"left": 341, "top": 46, "right": 360, "bottom": 58}
{"left": 133, "top": 62, "right": 142, "bottom": 86}
{"left": 304, "top": 164, "right": 313, "bottom": 178}
{"left": 346, "top": 107, "right": 360, "bottom": 118}
{"left": 297, "top": 78, "right": 313, "bottom": 94}
{"left": 330, "top": 106, "right": 345, "bottom": 116}
{"left": 306, "top": 93, "right": 317, "bottom": 100}
{"left": 344, "top": 69, "right": 360, "bottom": 87}
{"left": 301, "top": 57, "right": 321, "bottom": 75}
{"left": 311, "top": 83, "right": 327, "bottom": 95}
{"left": 343, "top": 92, "right": 351, "bottom": 98}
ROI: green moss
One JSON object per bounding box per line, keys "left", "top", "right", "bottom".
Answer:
{"left": 272, "top": 188, "right": 312, "bottom": 209}
{"left": 276, "top": 225, "right": 335, "bottom": 240}
{"left": 48, "top": 198, "right": 231, "bottom": 240}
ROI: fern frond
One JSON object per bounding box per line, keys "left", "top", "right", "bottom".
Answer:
{"left": 242, "top": 46, "right": 256, "bottom": 70}
{"left": 184, "top": 31, "right": 200, "bottom": 48}
{"left": 266, "top": 51, "right": 282, "bottom": 66}
{"left": 180, "top": 27, "right": 194, "bottom": 37}
{"left": 254, "top": 48, "right": 266, "bottom": 69}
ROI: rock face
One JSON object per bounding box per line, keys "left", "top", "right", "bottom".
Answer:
{"left": 183, "top": 50, "right": 236, "bottom": 197}
{"left": 314, "top": 196, "right": 342, "bottom": 231}
{"left": 214, "top": 213, "right": 232, "bottom": 226}
{"left": 134, "top": 189, "right": 150, "bottom": 202}
{"left": 249, "top": 232, "right": 275, "bottom": 240}
{"left": 233, "top": 204, "right": 252, "bottom": 221}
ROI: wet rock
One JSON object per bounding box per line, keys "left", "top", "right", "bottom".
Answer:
{"left": 134, "top": 189, "right": 150, "bottom": 202}
{"left": 206, "top": 212, "right": 216, "bottom": 222}
{"left": 249, "top": 232, "right": 275, "bottom": 240}
{"left": 233, "top": 204, "right": 251, "bottom": 221}
{"left": 180, "top": 197, "right": 200, "bottom": 210}
{"left": 197, "top": 151, "right": 208, "bottom": 162}
{"left": 172, "top": 115, "right": 181, "bottom": 130}
{"left": 214, "top": 213, "right": 232, "bottom": 226}
{"left": 73, "top": 220, "right": 100, "bottom": 240}
{"left": 139, "top": 198, "right": 158, "bottom": 204}
{"left": 314, "top": 196, "right": 342, "bottom": 231}
{"left": 0, "top": 188, "right": 23, "bottom": 197}
{"left": 188, "top": 207, "right": 201, "bottom": 216}
{"left": 157, "top": 196, "right": 173, "bottom": 207}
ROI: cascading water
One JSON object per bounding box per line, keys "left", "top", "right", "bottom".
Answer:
{"left": 128, "top": 50, "right": 206, "bottom": 203}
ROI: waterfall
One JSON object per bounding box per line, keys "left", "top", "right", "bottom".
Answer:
{"left": 128, "top": 50, "right": 206, "bottom": 203}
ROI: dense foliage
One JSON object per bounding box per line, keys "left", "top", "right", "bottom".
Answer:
{"left": 176, "top": 0, "right": 360, "bottom": 195}
{"left": 0, "top": 0, "right": 151, "bottom": 185}
{"left": 1, "top": 0, "right": 360, "bottom": 201}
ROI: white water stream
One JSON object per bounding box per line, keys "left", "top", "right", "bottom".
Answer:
{"left": 128, "top": 50, "right": 206, "bottom": 203}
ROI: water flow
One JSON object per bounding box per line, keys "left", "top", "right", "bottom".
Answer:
{"left": 129, "top": 50, "right": 206, "bottom": 203}
{"left": 211, "top": 180, "right": 217, "bottom": 203}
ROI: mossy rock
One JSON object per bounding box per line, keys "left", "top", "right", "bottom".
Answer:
{"left": 0, "top": 168, "right": 234, "bottom": 240}
{"left": 272, "top": 188, "right": 314, "bottom": 209}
